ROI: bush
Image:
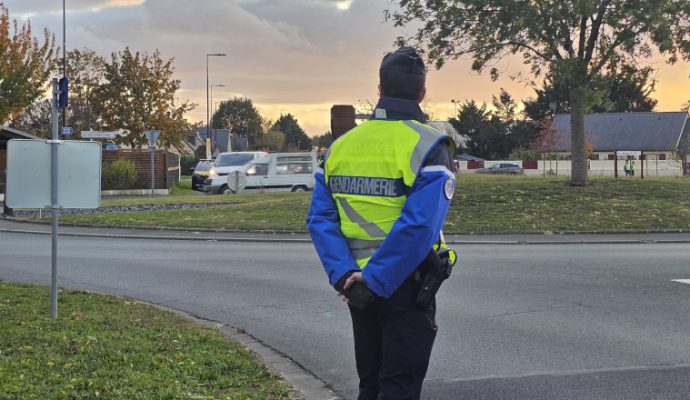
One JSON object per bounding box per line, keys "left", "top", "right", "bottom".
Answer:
{"left": 102, "top": 159, "right": 138, "bottom": 190}
{"left": 508, "top": 147, "right": 537, "bottom": 161}
{"left": 180, "top": 154, "right": 197, "bottom": 176}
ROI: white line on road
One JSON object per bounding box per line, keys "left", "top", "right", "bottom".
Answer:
{"left": 671, "top": 279, "right": 690, "bottom": 285}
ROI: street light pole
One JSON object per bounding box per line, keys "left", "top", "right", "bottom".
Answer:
{"left": 206, "top": 53, "right": 226, "bottom": 157}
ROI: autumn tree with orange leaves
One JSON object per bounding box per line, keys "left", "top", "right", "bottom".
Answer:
{"left": 0, "top": 3, "right": 56, "bottom": 124}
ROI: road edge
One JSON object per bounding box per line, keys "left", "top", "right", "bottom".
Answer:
{"left": 149, "top": 303, "right": 343, "bottom": 400}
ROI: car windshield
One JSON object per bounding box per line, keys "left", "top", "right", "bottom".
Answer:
{"left": 194, "top": 162, "right": 211, "bottom": 172}
{"left": 215, "top": 153, "right": 254, "bottom": 167}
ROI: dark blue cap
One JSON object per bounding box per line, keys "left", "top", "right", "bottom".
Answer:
{"left": 379, "top": 47, "right": 426, "bottom": 76}
{"left": 379, "top": 47, "right": 426, "bottom": 101}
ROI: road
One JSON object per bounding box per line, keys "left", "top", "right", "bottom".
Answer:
{"left": 1, "top": 230, "right": 690, "bottom": 399}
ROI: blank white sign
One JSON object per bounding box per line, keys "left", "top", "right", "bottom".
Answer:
{"left": 6, "top": 139, "right": 101, "bottom": 209}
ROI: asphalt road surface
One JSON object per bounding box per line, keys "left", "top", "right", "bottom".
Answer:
{"left": 1, "top": 231, "right": 690, "bottom": 399}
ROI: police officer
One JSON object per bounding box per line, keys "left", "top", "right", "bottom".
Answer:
{"left": 307, "top": 47, "right": 456, "bottom": 400}
{"left": 631, "top": 160, "right": 636, "bottom": 176}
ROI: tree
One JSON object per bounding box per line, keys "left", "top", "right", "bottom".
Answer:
{"left": 91, "top": 47, "right": 194, "bottom": 149}
{"left": 313, "top": 132, "right": 335, "bottom": 150}
{"left": 212, "top": 97, "right": 264, "bottom": 148}
{"left": 0, "top": 3, "right": 56, "bottom": 124}
{"left": 272, "top": 114, "right": 312, "bottom": 151}
{"left": 64, "top": 48, "right": 106, "bottom": 133}
{"left": 449, "top": 100, "right": 506, "bottom": 159}
{"left": 8, "top": 99, "right": 51, "bottom": 137}
{"left": 389, "top": 0, "right": 690, "bottom": 185}
{"left": 10, "top": 48, "right": 106, "bottom": 136}
{"left": 449, "top": 97, "right": 537, "bottom": 160}
{"left": 259, "top": 129, "right": 286, "bottom": 152}
{"left": 523, "top": 65, "right": 658, "bottom": 121}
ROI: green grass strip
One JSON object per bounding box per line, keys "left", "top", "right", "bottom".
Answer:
{"left": 0, "top": 281, "right": 293, "bottom": 400}
{"left": 29, "top": 176, "right": 690, "bottom": 233}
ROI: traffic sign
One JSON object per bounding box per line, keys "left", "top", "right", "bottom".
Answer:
{"left": 145, "top": 130, "right": 160, "bottom": 148}
{"left": 81, "top": 130, "right": 116, "bottom": 139}
{"left": 61, "top": 126, "right": 73, "bottom": 136}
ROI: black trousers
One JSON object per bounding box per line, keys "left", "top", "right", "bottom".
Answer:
{"left": 348, "top": 277, "right": 437, "bottom": 400}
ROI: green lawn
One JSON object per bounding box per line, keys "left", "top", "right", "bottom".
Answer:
{"left": 0, "top": 281, "right": 294, "bottom": 399}
{"left": 30, "top": 176, "right": 690, "bottom": 233}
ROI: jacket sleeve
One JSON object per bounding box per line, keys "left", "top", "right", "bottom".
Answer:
{"left": 306, "top": 167, "right": 360, "bottom": 287}
{"left": 361, "top": 142, "right": 455, "bottom": 298}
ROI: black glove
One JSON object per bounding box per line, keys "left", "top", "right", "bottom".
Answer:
{"left": 335, "top": 271, "right": 376, "bottom": 310}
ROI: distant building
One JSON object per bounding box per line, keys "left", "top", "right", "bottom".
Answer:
{"left": 553, "top": 112, "right": 690, "bottom": 160}
{"left": 190, "top": 127, "right": 248, "bottom": 157}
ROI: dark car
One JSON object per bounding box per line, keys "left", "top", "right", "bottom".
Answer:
{"left": 475, "top": 163, "right": 524, "bottom": 174}
{"left": 191, "top": 160, "right": 213, "bottom": 191}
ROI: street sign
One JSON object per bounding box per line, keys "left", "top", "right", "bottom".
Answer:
{"left": 6, "top": 139, "right": 101, "bottom": 209}
{"left": 81, "top": 130, "right": 116, "bottom": 139}
{"left": 61, "top": 126, "right": 73, "bottom": 136}
{"left": 145, "top": 130, "right": 160, "bottom": 148}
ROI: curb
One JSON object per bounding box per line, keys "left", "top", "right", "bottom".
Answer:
{"left": 2, "top": 225, "right": 690, "bottom": 245}
{"left": 148, "top": 304, "right": 342, "bottom": 400}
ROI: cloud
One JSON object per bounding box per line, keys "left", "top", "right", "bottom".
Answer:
{"left": 5, "top": 0, "right": 144, "bottom": 15}
{"left": 6, "top": 0, "right": 689, "bottom": 136}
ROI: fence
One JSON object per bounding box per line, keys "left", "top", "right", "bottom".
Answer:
{"left": 458, "top": 159, "right": 685, "bottom": 177}
{"left": 102, "top": 149, "right": 180, "bottom": 190}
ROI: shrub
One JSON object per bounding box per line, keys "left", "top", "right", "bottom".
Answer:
{"left": 180, "top": 154, "right": 197, "bottom": 176}
{"left": 102, "top": 159, "right": 138, "bottom": 190}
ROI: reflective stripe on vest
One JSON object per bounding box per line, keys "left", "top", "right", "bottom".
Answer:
{"left": 347, "top": 238, "right": 383, "bottom": 260}
{"left": 337, "top": 198, "right": 387, "bottom": 238}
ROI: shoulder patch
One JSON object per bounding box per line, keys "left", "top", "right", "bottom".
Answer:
{"left": 444, "top": 178, "right": 455, "bottom": 200}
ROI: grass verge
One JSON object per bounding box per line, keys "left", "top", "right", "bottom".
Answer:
{"left": 0, "top": 281, "right": 294, "bottom": 399}
{"left": 23, "top": 176, "right": 690, "bottom": 233}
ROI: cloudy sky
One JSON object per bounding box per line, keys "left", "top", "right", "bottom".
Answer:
{"left": 5, "top": 0, "right": 690, "bottom": 136}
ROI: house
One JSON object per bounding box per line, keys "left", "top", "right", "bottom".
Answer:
{"left": 192, "top": 127, "right": 249, "bottom": 157}
{"left": 553, "top": 112, "right": 690, "bottom": 160}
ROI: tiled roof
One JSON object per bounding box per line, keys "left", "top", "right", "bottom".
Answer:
{"left": 553, "top": 112, "right": 688, "bottom": 152}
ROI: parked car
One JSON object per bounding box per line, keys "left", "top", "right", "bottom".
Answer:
{"left": 204, "top": 152, "right": 318, "bottom": 194}
{"left": 475, "top": 163, "right": 524, "bottom": 174}
{"left": 191, "top": 159, "right": 213, "bottom": 191}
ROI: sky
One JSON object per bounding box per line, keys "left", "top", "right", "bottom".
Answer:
{"left": 5, "top": 0, "right": 690, "bottom": 136}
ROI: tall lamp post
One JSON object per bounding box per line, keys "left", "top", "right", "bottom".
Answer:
{"left": 206, "top": 53, "right": 226, "bottom": 156}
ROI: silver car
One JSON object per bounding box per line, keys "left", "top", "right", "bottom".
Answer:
{"left": 475, "top": 163, "right": 524, "bottom": 174}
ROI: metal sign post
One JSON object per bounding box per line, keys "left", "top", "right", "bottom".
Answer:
{"left": 7, "top": 141, "right": 101, "bottom": 321}
{"left": 50, "top": 79, "right": 60, "bottom": 320}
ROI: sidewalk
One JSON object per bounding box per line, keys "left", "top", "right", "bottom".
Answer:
{"left": 2, "top": 216, "right": 690, "bottom": 244}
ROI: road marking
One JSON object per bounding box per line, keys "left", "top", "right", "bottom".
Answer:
{"left": 671, "top": 279, "right": 690, "bottom": 285}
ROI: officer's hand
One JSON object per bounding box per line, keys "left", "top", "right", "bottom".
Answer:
{"left": 336, "top": 291, "right": 350, "bottom": 304}
{"left": 343, "top": 271, "right": 363, "bottom": 290}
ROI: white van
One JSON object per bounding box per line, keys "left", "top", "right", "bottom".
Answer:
{"left": 208, "top": 151, "right": 268, "bottom": 177}
{"left": 242, "top": 152, "right": 318, "bottom": 192}
{"left": 203, "top": 151, "right": 268, "bottom": 194}
{"left": 205, "top": 152, "right": 317, "bottom": 194}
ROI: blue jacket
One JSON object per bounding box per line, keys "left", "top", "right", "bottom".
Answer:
{"left": 307, "top": 97, "right": 454, "bottom": 298}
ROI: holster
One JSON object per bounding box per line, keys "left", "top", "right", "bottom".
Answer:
{"left": 415, "top": 248, "right": 456, "bottom": 308}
